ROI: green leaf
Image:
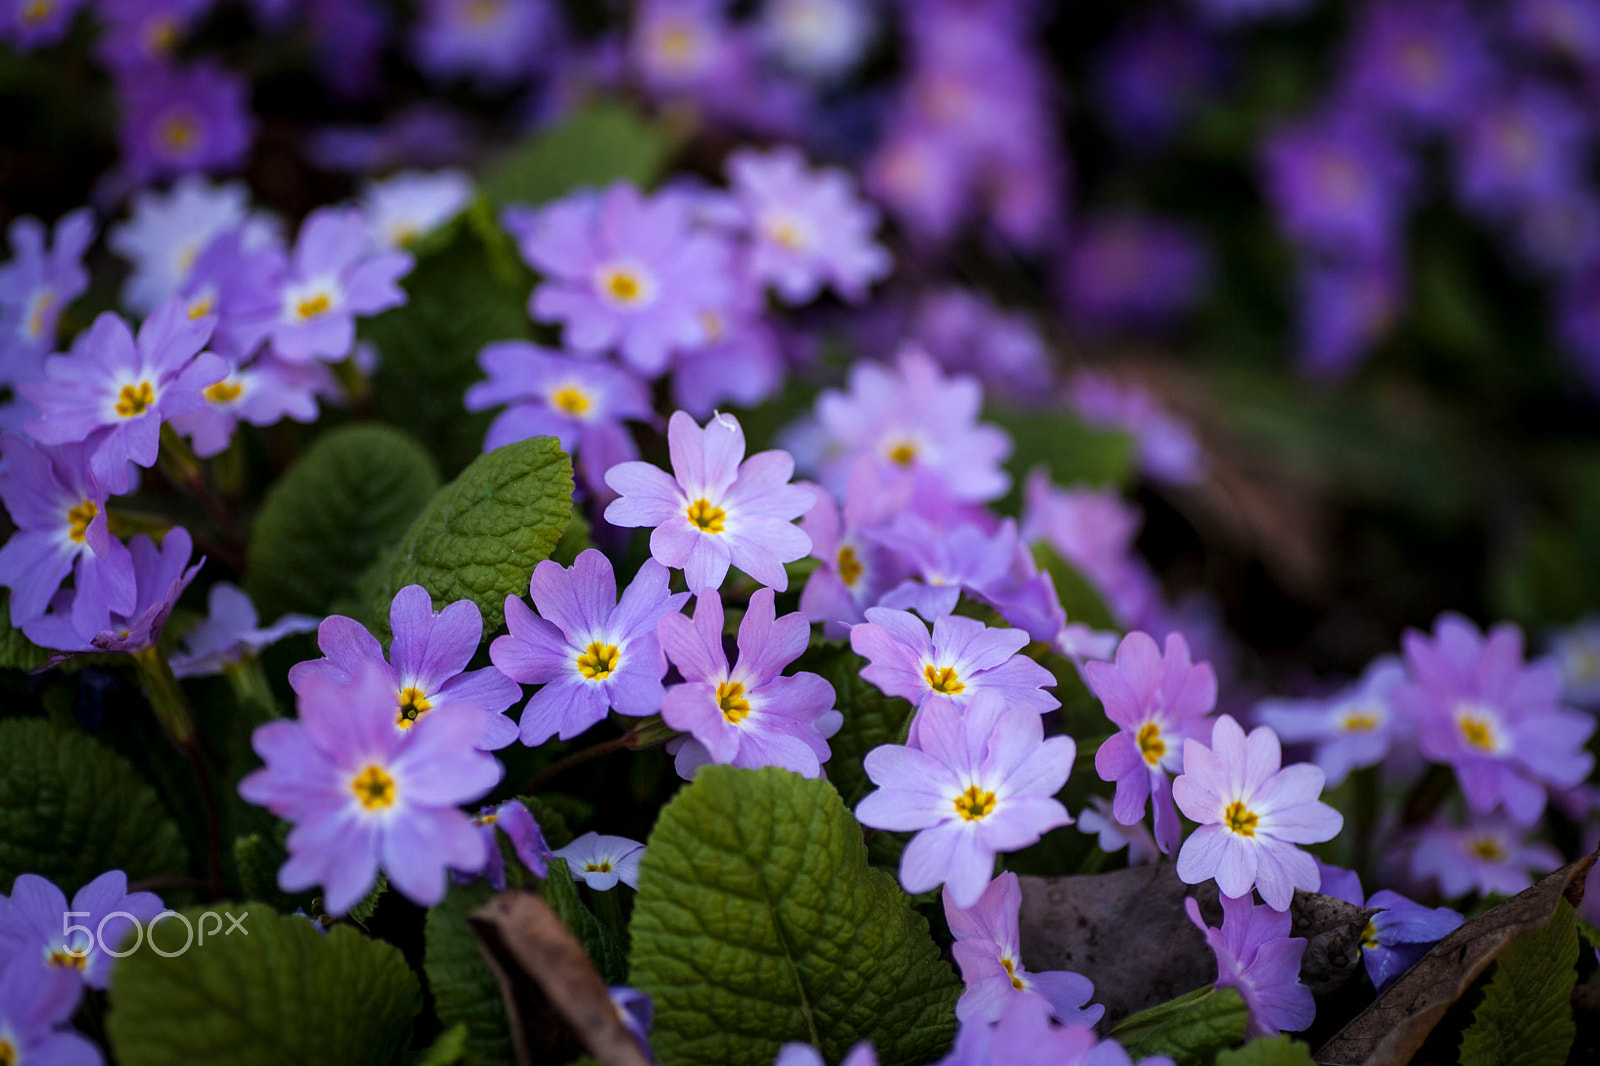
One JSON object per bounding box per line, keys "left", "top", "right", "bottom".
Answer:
{"left": 1110, "top": 985, "right": 1249, "bottom": 1066}
{"left": 0, "top": 590, "right": 50, "bottom": 671}
{"left": 1032, "top": 543, "right": 1118, "bottom": 632}
{"left": 540, "top": 857, "right": 629, "bottom": 985}
{"left": 413, "top": 1025, "right": 469, "bottom": 1066}
{"left": 0, "top": 718, "right": 188, "bottom": 891}
{"left": 107, "top": 904, "right": 421, "bottom": 1066}
{"left": 480, "top": 101, "right": 675, "bottom": 207}
{"left": 1458, "top": 898, "right": 1579, "bottom": 1066}
{"left": 377, "top": 436, "right": 573, "bottom": 633}
{"left": 1215, "top": 1036, "right": 1317, "bottom": 1066}
{"left": 365, "top": 209, "right": 535, "bottom": 477}
{"left": 425, "top": 881, "right": 516, "bottom": 1066}
{"left": 629, "top": 765, "right": 960, "bottom": 1066}
{"left": 245, "top": 424, "right": 440, "bottom": 622}
{"left": 990, "top": 409, "right": 1135, "bottom": 512}
{"left": 797, "top": 642, "right": 915, "bottom": 807}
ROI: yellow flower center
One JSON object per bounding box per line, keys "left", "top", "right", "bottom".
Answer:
{"left": 20, "top": 0, "right": 53, "bottom": 26}
{"left": 476, "top": 812, "right": 499, "bottom": 826}
{"left": 158, "top": 110, "right": 200, "bottom": 155}
{"left": 584, "top": 860, "right": 614, "bottom": 873}
{"left": 1572, "top": 648, "right": 1600, "bottom": 683}
{"left": 701, "top": 310, "right": 724, "bottom": 343}
{"left": 837, "top": 545, "right": 863, "bottom": 587}
{"left": 1360, "top": 920, "right": 1379, "bottom": 951}
{"left": 186, "top": 291, "right": 216, "bottom": 319}
{"left": 1455, "top": 704, "right": 1500, "bottom": 752}
{"left": 1223, "top": 800, "right": 1259, "bottom": 837}
{"left": 116, "top": 381, "right": 156, "bottom": 417}
{"left": 66, "top": 499, "right": 97, "bottom": 544}
{"left": 351, "top": 765, "right": 397, "bottom": 810}
{"left": 687, "top": 498, "right": 726, "bottom": 534}
{"left": 1137, "top": 722, "right": 1165, "bottom": 765}
{"left": 1341, "top": 710, "right": 1380, "bottom": 733}
{"left": 658, "top": 23, "right": 698, "bottom": 64}
{"left": 598, "top": 264, "right": 650, "bottom": 306}
{"left": 395, "top": 687, "right": 431, "bottom": 728}
{"left": 1470, "top": 836, "right": 1507, "bottom": 863}
{"left": 47, "top": 948, "right": 88, "bottom": 970}
{"left": 204, "top": 380, "right": 244, "bottom": 404}
{"left": 551, "top": 385, "right": 591, "bottom": 416}
{"left": 717, "top": 680, "right": 751, "bottom": 724}
{"left": 887, "top": 441, "right": 918, "bottom": 466}
{"left": 924, "top": 664, "right": 964, "bottom": 695}
{"left": 953, "top": 784, "right": 997, "bottom": 821}
{"left": 25, "top": 289, "right": 55, "bottom": 338}
{"left": 0, "top": 1037, "right": 16, "bottom": 1066}
{"left": 577, "top": 642, "right": 620, "bottom": 681}
{"left": 1001, "top": 956, "right": 1025, "bottom": 991}
{"left": 145, "top": 14, "right": 180, "bottom": 55}
{"left": 296, "top": 292, "right": 332, "bottom": 320}
{"left": 764, "top": 215, "right": 807, "bottom": 250}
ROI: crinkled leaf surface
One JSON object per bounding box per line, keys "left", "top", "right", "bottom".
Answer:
{"left": 800, "top": 643, "right": 914, "bottom": 807}
{"left": 245, "top": 424, "right": 440, "bottom": 622}
{"left": 1457, "top": 899, "right": 1578, "bottom": 1066}
{"left": 378, "top": 435, "right": 572, "bottom": 633}
{"left": 1113, "top": 985, "right": 1248, "bottom": 1066}
{"left": 107, "top": 904, "right": 421, "bottom": 1066}
{"left": 542, "top": 857, "right": 629, "bottom": 985}
{"left": 0, "top": 718, "right": 187, "bottom": 890}
{"left": 629, "top": 765, "right": 960, "bottom": 1066}
{"left": 0, "top": 590, "right": 50, "bottom": 670}
{"left": 1218, "top": 1036, "right": 1318, "bottom": 1066}
{"left": 427, "top": 881, "right": 516, "bottom": 1066}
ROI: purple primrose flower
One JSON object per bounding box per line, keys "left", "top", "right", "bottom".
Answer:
{"left": 1257, "top": 657, "right": 1412, "bottom": 786}
{"left": 555, "top": 832, "right": 645, "bottom": 891}
{"left": 0, "top": 957, "right": 101, "bottom": 1066}
{"left": 799, "top": 459, "right": 913, "bottom": 639}
{"left": 0, "top": 209, "right": 93, "bottom": 391}
{"left": 23, "top": 527, "right": 202, "bottom": 654}
{"left": 1318, "top": 862, "right": 1463, "bottom": 990}
{"left": 0, "top": 870, "right": 162, "bottom": 991}
{"left": 117, "top": 61, "right": 255, "bottom": 185}
{"left": 170, "top": 582, "right": 318, "bottom": 678}
{"left": 461, "top": 798, "right": 552, "bottom": 890}
{"left": 1185, "top": 891, "right": 1315, "bottom": 1037}
{"left": 1411, "top": 815, "right": 1563, "bottom": 898}
{"left": 266, "top": 206, "right": 412, "bottom": 364}
{"left": 871, "top": 515, "right": 1018, "bottom": 622}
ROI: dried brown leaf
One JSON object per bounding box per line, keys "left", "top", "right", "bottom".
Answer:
{"left": 1314, "top": 853, "right": 1596, "bottom": 1066}
{"left": 468, "top": 891, "right": 650, "bottom": 1066}
{"left": 1292, "top": 889, "right": 1379, "bottom": 997}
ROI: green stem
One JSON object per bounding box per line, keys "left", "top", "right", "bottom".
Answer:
{"left": 223, "top": 656, "right": 282, "bottom": 719}
{"left": 132, "top": 646, "right": 196, "bottom": 750}
{"left": 157, "top": 423, "right": 203, "bottom": 489}
{"left": 332, "top": 356, "right": 368, "bottom": 404}
{"left": 588, "top": 882, "right": 629, "bottom": 950}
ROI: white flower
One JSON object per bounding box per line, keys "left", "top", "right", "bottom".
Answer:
{"left": 553, "top": 832, "right": 645, "bottom": 891}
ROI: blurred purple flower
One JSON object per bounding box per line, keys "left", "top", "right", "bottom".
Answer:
{"left": 1066, "top": 371, "right": 1204, "bottom": 486}
{"left": 1340, "top": 0, "right": 1494, "bottom": 130}
{"left": 507, "top": 184, "right": 734, "bottom": 377}
{"left": 0, "top": 870, "right": 162, "bottom": 990}
{"left": 798, "top": 460, "right": 912, "bottom": 639}
{"left": 1257, "top": 657, "right": 1413, "bottom": 786}
{"left": 604, "top": 410, "right": 814, "bottom": 592}
{"left": 777, "top": 1042, "right": 875, "bottom": 1066}
{"left": 290, "top": 584, "right": 522, "bottom": 751}
{"left": 1511, "top": 0, "right": 1600, "bottom": 68}
{"left": 667, "top": 287, "right": 785, "bottom": 418}
{"left": 1060, "top": 214, "right": 1210, "bottom": 333}
{"left": 1021, "top": 472, "right": 1162, "bottom": 631}
{"left": 1078, "top": 795, "right": 1160, "bottom": 865}
{"left": 1318, "top": 862, "right": 1463, "bottom": 990}
{"left": 108, "top": 175, "right": 274, "bottom": 317}
{"left": 1, "top": 0, "right": 89, "bottom": 49}
{"left": 912, "top": 288, "right": 1054, "bottom": 402}
{"left": 1294, "top": 254, "right": 1406, "bottom": 379}
{"left": 267, "top": 206, "right": 412, "bottom": 364}
{"left": 167, "top": 353, "right": 330, "bottom": 458}
{"left": 1548, "top": 615, "right": 1600, "bottom": 706}
{"left": 117, "top": 61, "right": 255, "bottom": 185}
{"left": 856, "top": 692, "right": 1074, "bottom": 908}
{"left": 1173, "top": 714, "right": 1344, "bottom": 910}
{"left": 240, "top": 661, "right": 503, "bottom": 914}
{"left": 1092, "top": 15, "right": 1218, "bottom": 146}
{"left": 1188, "top": 0, "right": 1314, "bottom": 26}
{"left": 170, "top": 582, "right": 318, "bottom": 678}
{"left": 491, "top": 550, "right": 686, "bottom": 746}
{"left": 460, "top": 799, "right": 552, "bottom": 890}
{"left": 23, "top": 526, "right": 202, "bottom": 653}
{"left": 871, "top": 514, "right": 1018, "bottom": 621}
{"left": 1453, "top": 82, "right": 1591, "bottom": 221}
{"left": 945, "top": 872, "right": 1103, "bottom": 1026}
{"left": 359, "top": 169, "right": 475, "bottom": 251}
{"left": 1398, "top": 612, "right": 1594, "bottom": 825}
{"left": 1088, "top": 631, "right": 1217, "bottom": 856}
{"left": 411, "top": 0, "right": 557, "bottom": 86}
{"left": 1261, "top": 110, "right": 1415, "bottom": 258}
{"left": 1411, "top": 815, "right": 1562, "bottom": 897}
{"left": 0, "top": 958, "right": 100, "bottom": 1066}
{"left": 0, "top": 209, "right": 93, "bottom": 399}
{"left": 660, "top": 586, "right": 838, "bottom": 779}
{"left": 94, "top": 0, "right": 211, "bottom": 71}
{"left": 758, "top": 0, "right": 876, "bottom": 82}
{"left": 465, "top": 342, "right": 653, "bottom": 500}
{"left": 1184, "top": 892, "right": 1314, "bottom": 1037}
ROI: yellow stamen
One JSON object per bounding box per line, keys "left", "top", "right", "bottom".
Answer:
{"left": 888, "top": 441, "right": 917, "bottom": 466}
{"left": 1137, "top": 722, "right": 1165, "bottom": 765}
{"left": 47, "top": 948, "right": 88, "bottom": 970}
{"left": 577, "top": 642, "right": 620, "bottom": 681}
{"left": 584, "top": 860, "right": 614, "bottom": 873}
{"left": 717, "top": 680, "right": 750, "bottom": 724}
{"left": 66, "top": 499, "right": 97, "bottom": 544}
{"left": 477, "top": 812, "right": 499, "bottom": 826}
{"left": 953, "top": 784, "right": 997, "bottom": 821}
{"left": 1341, "top": 711, "right": 1380, "bottom": 733}
{"left": 924, "top": 664, "right": 964, "bottom": 695}
{"left": 1001, "top": 956, "right": 1025, "bottom": 991}
{"left": 205, "top": 380, "right": 243, "bottom": 404}
{"left": 1360, "top": 920, "right": 1378, "bottom": 951}
{"left": 19, "top": 0, "right": 53, "bottom": 27}
{"left": 145, "top": 14, "right": 180, "bottom": 55}
{"left": 351, "top": 765, "right": 397, "bottom": 810}
{"left": 1469, "top": 836, "right": 1507, "bottom": 863}
{"left": 1223, "top": 800, "right": 1258, "bottom": 837}
{"left": 837, "top": 545, "right": 862, "bottom": 587}
{"left": 116, "top": 382, "right": 155, "bottom": 417}
{"left": 551, "top": 386, "right": 591, "bottom": 415}
{"left": 687, "top": 498, "right": 726, "bottom": 534}
{"left": 158, "top": 111, "right": 199, "bottom": 155}
{"left": 1455, "top": 703, "right": 1500, "bottom": 752}
{"left": 0, "top": 1037, "right": 17, "bottom": 1066}
{"left": 187, "top": 292, "right": 216, "bottom": 319}
{"left": 765, "top": 216, "right": 807, "bottom": 250}
{"left": 296, "top": 293, "right": 331, "bottom": 320}
{"left": 25, "top": 290, "right": 55, "bottom": 339}
{"left": 395, "top": 687, "right": 431, "bottom": 728}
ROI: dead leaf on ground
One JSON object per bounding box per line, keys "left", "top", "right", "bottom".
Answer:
{"left": 468, "top": 891, "right": 650, "bottom": 1066}
{"left": 1314, "top": 852, "right": 1597, "bottom": 1066}
{"left": 1292, "top": 889, "right": 1378, "bottom": 997}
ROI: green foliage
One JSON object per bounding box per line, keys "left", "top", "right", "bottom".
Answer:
{"left": 413, "top": 1025, "right": 469, "bottom": 1066}
{"left": 1214, "top": 1036, "right": 1317, "bottom": 1066}
{"left": 990, "top": 408, "right": 1135, "bottom": 511}
{"left": 0, "top": 718, "right": 188, "bottom": 891}
{"left": 245, "top": 424, "right": 440, "bottom": 622}
{"left": 1110, "top": 985, "right": 1250, "bottom": 1066}
{"left": 425, "top": 881, "right": 516, "bottom": 1066}
{"left": 377, "top": 436, "right": 573, "bottom": 634}
{"left": 480, "top": 101, "right": 675, "bottom": 207}
{"left": 1032, "top": 543, "right": 1119, "bottom": 631}
{"left": 107, "top": 904, "right": 421, "bottom": 1066}
{"left": 365, "top": 204, "right": 535, "bottom": 477}
{"left": 541, "top": 857, "right": 629, "bottom": 985}
{"left": 798, "top": 642, "right": 914, "bottom": 807}
{"left": 0, "top": 590, "right": 50, "bottom": 670}
{"left": 1458, "top": 899, "right": 1579, "bottom": 1066}
{"left": 630, "top": 766, "right": 961, "bottom": 1066}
